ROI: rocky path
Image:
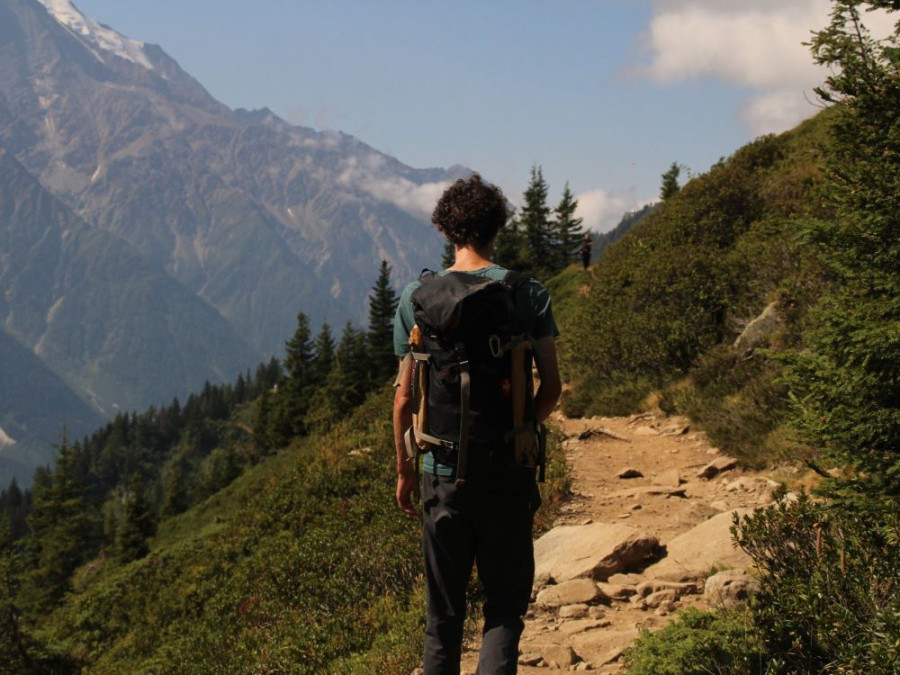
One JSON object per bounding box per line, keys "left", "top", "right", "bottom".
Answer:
{"left": 457, "top": 412, "right": 781, "bottom": 673}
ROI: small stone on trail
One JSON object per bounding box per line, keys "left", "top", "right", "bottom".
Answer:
{"left": 589, "top": 605, "right": 607, "bottom": 619}
{"left": 652, "top": 469, "right": 681, "bottom": 487}
{"left": 635, "top": 579, "right": 700, "bottom": 598}
{"left": 580, "top": 427, "right": 632, "bottom": 443}
{"left": 536, "top": 578, "right": 608, "bottom": 607}
{"left": 597, "top": 582, "right": 636, "bottom": 600}
{"left": 642, "top": 588, "right": 678, "bottom": 609}
{"left": 697, "top": 456, "right": 738, "bottom": 479}
{"left": 518, "top": 653, "right": 543, "bottom": 667}
{"left": 540, "top": 644, "right": 580, "bottom": 668}
{"left": 617, "top": 467, "right": 643, "bottom": 479}
{"left": 559, "top": 603, "right": 590, "bottom": 619}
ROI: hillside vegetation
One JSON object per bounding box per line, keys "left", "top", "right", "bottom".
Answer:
{"left": 560, "top": 114, "right": 830, "bottom": 462}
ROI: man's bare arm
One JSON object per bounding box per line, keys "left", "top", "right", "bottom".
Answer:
{"left": 533, "top": 336, "right": 561, "bottom": 423}
{"left": 392, "top": 358, "right": 419, "bottom": 518}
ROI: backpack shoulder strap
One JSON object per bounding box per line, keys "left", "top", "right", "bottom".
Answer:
{"left": 502, "top": 269, "right": 529, "bottom": 291}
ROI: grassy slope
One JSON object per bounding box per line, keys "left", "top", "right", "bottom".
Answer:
{"left": 41, "top": 390, "right": 423, "bottom": 674}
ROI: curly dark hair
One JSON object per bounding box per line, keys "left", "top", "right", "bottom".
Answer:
{"left": 431, "top": 174, "right": 507, "bottom": 248}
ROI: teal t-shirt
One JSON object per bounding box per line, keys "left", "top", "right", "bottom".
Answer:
{"left": 393, "top": 264, "right": 559, "bottom": 476}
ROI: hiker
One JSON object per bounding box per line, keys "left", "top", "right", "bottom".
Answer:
{"left": 579, "top": 232, "right": 592, "bottom": 270}
{"left": 392, "top": 174, "right": 561, "bottom": 675}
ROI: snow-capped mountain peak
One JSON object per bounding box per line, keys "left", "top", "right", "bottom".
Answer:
{"left": 37, "top": 0, "right": 153, "bottom": 70}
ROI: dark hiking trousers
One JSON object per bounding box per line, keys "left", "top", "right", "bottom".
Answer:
{"left": 422, "top": 465, "right": 540, "bottom": 675}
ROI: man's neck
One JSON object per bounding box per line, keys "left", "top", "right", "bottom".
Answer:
{"left": 449, "top": 244, "right": 493, "bottom": 271}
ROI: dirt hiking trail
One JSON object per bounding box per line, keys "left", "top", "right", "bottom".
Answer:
{"left": 455, "top": 411, "right": 782, "bottom": 674}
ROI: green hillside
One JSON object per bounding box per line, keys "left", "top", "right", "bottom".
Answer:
{"left": 42, "top": 394, "right": 423, "bottom": 673}
{"left": 557, "top": 112, "right": 833, "bottom": 465}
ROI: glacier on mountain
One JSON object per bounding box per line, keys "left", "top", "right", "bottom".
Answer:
{"left": 36, "top": 0, "right": 153, "bottom": 70}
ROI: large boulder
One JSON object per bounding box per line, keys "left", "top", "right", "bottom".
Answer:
{"left": 643, "top": 508, "right": 756, "bottom": 581}
{"left": 704, "top": 569, "right": 760, "bottom": 608}
{"left": 534, "top": 523, "right": 661, "bottom": 583}
{"left": 734, "top": 302, "right": 782, "bottom": 352}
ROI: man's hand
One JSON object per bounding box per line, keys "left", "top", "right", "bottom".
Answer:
{"left": 396, "top": 461, "right": 420, "bottom": 519}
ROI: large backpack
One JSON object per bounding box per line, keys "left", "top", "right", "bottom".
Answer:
{"left": 403, "top": 270, "right": 545, "bottom": 486}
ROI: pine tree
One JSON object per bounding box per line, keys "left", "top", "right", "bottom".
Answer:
{"left": 159, "top": 457, "right": 188, "bottom": 518}
{"left": 784, "top": 1, "right": 900, "bottom": 499}
{"left": 303, "top": 321, "right": 336, "bottom": 431}
{"left": 311, "top": 321, "right": 336, "bottom": 386}
{"left": 441, "top": 241, "right": 455, "bottom": 269}
{"left": 493, "top": 215, "right": 526, "bottom": 272}
{"left": 0, "top": 480, "right": 26, "bottom": 542}
{"left": 271, "top": 312, "right": 316, "bottom": 444}
{"left": 660, "top": 161, "right": 682, "bottom": 200}
{"left": 21, "top": 433, "right": 94, "bottom": 614}
{"left": 113, "top": 475, "right": 156, "bottom": 564}
{"left": 519, "top": 165, "right": 554, "bottom": 278}
{"left": 367, "top": 260, "right": 399, "bottom": 387}
{"left": 0, "top": 516, "right": 31, "bottom": 672}
{"left": 252, "top": 388, "right": 276, "bottom": 454}
{"left": 306, "top": 321, "right": 372, "bottom": 431}
{"left": 338, "top": 322, "right": 370, "bottom": 408}
{"left": 553, "top": 182, "right": 584, "bottom": 272}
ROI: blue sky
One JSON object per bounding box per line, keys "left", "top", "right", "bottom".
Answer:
{"left": 70, "top": 0, "right": 854, "bottom": 232}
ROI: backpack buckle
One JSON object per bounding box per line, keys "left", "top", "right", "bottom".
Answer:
{"left": 489, "top": 335, "right": 502, "bottom": 358}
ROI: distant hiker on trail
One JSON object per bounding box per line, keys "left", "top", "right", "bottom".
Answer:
{"left": 580, "top": 232, "right": 592, "bottom": 270}
{"left": 392, "top": 174, "right": 561, "bottom": 675}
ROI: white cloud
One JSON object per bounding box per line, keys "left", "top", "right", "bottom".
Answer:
{"left": 642, "top": 2, "right": 825, "bottom": 88}
{"left": 0, "top": 425, "right": 15, "bottom": 447}
{"left": 638, "top": 0, "right": 897, "bottom": 134}
{"left": 739, "top": 89, "right": 823, "bottom": 135}
{"left": 338, "top": 155, "right": 450, "bottom": 220}
{"left": 575, "top": 188, "right": 648, "bottom": 234}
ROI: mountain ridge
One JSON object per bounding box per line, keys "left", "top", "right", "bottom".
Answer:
{"left": 0, "top": 0, "right": 467, "bottom": 483}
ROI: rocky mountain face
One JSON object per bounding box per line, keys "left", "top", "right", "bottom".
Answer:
{"left": 0, "top": 147, "right": 260, "bottom": 485}
{"left": 0, "top": 0, "right": 461, "bottom": 483}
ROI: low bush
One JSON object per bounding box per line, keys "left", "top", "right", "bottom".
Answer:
{"left": 734, "top": 494, "right": 900, "bottom": 673}
{"left": 623, "top": 607, "right": 769, "bottom": 674}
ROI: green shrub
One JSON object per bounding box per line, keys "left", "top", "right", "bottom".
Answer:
{"left": 735, "top": 494, "right": 900, "bottom": 673}
{"left": 623, "top": 607, "right": 770, "bottom": 674}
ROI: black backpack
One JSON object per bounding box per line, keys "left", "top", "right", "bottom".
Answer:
{"left": 403, "top": 270, "right": 545, "bottom": 486}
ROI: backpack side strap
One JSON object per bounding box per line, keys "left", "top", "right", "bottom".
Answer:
{"left": 455, "top": 352, "right": 471, "bottom": 487}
